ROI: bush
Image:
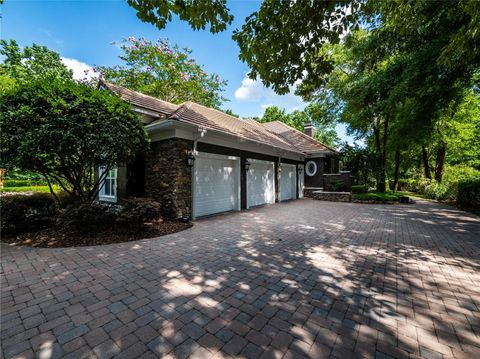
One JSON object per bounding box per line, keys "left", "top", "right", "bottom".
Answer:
{"left": 457, "top": 178, "right": 480, "bottom": 209}
{"left": 117, "top": 197, "right": 162, "bottom": 226}
{"left": 58, "top": 197, "right": 162, "bottom": 230}
{"left": 4, "top": 179, "right": 46, "bottom": 187}
{"left": 1, "top": 193, "right": 58, "bottom": 234}
{"left": 351, "top": 185, "right": 368, "bottom": 194}
{"left": 57, "top": 202, "right": 118, "bottom": 230}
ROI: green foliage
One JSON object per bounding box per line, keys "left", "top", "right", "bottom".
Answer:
{"left": 340, "top": 144, "right": 377, "bottom": 185}
{"left": 0, "top": 39, "right": 73, "bottom": 83}
{"left": 127, "top": 0, "right": 233, "bottom": 33}
{"left": 0, "top": 193, "right": 58, "bottom": 234}
{"left": 0, "top": 79, "right": 149, "bottom": 203}
{"left": 118, "top": 197, "right": 162, "bottom": 226}
{"left": 0, "top": 186, "right": 61, "bottom": 193}
{"left": 58, "top": 197, "right": 162, "bottom": 230}
{"left": 351, "top": 185, "right": 368, "bottom": 194}
{"left": 4, "top": 179, "right": 46, "bottom": 187}
{"left": 96, "top": 37, "right": 227, "bottom": 108}
{"left": 457, "top": 178, "right": 480, "bottom": 210}
{"left": 259, "top": 104, "right": 339, "bottom": 148}
{"left": 4, "top": 168, "right": 46, "bottom": 181}
{"left": 353, "top": 191, "right": 406, "bottom": 202}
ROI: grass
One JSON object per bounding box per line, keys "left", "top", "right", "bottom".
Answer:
{"left": 0, "top": 185, "right": 60, "bottom": 193}
{"left": 353, "top": 191, "right": 410, "bottom": 201}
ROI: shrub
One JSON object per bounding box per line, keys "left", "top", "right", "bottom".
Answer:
{"left": 57, "top": 202, "right": 118, "bottom": 230}
{"left": 351, "top": 185, "right": 368, "bottom": 194}
{"left": 58, "top": 197, "right": 162, "bottom": 231}
{"left": 0, "top": 193, "right": 58, "bottom": 234}
{"left": 457, "top": 178, "right": 480, "bottom": 209}
{"left": 423, "top": 181, "right": 448, "bottom": 200}
{"left": 4, "top": 179, "right": 47, "bottom": 187}
{"left": 117, "top": 197, "right": 162, "bottom": 226}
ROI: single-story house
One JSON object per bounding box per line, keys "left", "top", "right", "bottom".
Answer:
{"left": 98, "top": 81, "right": 349, "bottom": 219}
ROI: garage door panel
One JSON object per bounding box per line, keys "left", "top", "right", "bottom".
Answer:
{"left": 280, "top": 164, "right": 297, "bottom": 201}
{"left": 247, "top": 161, "right": 275, "bottom": 208}
{"left": 194, "top": 155, "right": 239, "bottom": 217}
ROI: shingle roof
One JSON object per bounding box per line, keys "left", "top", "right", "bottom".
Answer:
{"left": 170, "top": 102, "right": 300, "bottom": 153}
{"left": 103, "top": 82, "right": 335, "bottom": 156}
{"left": 261, "top": 121, "right": 336, "bottom": 154}
{"left": 101, "top": 81, "right": 179, "bottom": 116}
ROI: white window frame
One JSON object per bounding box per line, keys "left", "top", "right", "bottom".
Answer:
{"left": 99, "top": 166, "right": 118, "bottom": 202}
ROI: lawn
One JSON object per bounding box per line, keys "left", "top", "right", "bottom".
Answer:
{"left": 0, "top": 185, "right": 60, "bottom": 193}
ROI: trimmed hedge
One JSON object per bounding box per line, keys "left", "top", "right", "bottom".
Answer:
{"left": 351, "top": 185, "right": 368, "bottom": 194}
{"left": 4, "top": 179, "right": 47, "bottom": 187}
{"left": 1, "top": 193, "right": 58, "bottom": 234}
{"left": 457, "top": 178, "right": 480, "bottom": 209}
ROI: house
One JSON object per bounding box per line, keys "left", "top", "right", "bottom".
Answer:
{"left": 99, "top": 81, "right": 349, "bottom": 219}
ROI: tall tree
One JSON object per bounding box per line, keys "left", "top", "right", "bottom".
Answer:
{"left": 96, "top": 37, "right": 227, "bottom": 108}
{"left": 259, "top": 104, "right": 340, "bottom": 148}
{"left": 0, "top": 39, "right": 73, "bottom": 82}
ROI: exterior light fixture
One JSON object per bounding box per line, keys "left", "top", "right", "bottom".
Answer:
{"left": 243, "top": 159, "right": 251, "bottom": 172}
{"left": 298, "top": 166, "right": 303, "bottom": 175}
{"left": 186, "top": 152, "right": 195, "bottom": 167}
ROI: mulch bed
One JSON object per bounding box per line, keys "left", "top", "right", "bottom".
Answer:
{"left": 1, "top": 221, "right": 193, "bottom": 248}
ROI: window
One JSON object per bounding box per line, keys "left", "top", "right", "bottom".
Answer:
{"left": 99, "top": 167, "right": 117, "bottom": 201}
{"left": 305, "top": 161, "right": 317, "bottom": 176}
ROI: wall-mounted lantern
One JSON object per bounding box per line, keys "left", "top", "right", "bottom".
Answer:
{"left": 186, "top": 152, "right": 196, "bottom": 167}
{"left": 243, "top": 159, "right": 251, "bottom": 172}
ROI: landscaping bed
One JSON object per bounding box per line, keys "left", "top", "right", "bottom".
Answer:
{"left": 352, "top": 191, "right": 415, "bottom": 204}
{"left": 1, "top": 193, "right": 193, "bottom": 248}
{"left": 1, "top": 220, "right": 192, "bottom": 248}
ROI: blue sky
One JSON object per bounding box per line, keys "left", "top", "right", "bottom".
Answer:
{"left": 1, "top": 0, "right": 352, "bottom": 143}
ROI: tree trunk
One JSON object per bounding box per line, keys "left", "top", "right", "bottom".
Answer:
{"left": 422, "top": 145, "right": 432, "bottom": 179}
{"left": 434, "top": 142, "right": 447, "bottom": 183}
{"left": 393, "top": 149, "right": 401, "bottom": 192}
{"left": 377, "top": 117, "right": 389, "bottom": 193}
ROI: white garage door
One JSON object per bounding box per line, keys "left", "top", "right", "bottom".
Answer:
{"left": 193, "top": 153, "right": 240, "bottom": 218}
{"left": 247, "top": 160, "right": 275, "bottom": 208}
{"left": 280, "top": 163, "right": 297, "bottom": 201}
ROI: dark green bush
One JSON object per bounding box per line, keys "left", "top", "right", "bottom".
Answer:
{"left": 58, "top": 197, "right": 162, "bottom": 230}
{"left": 4, "top": 179, "right": 47, "bottom": 187}
{"left": 57, "top": 202, "right": 118, "bottom": 230}
{"left": 0, "top": 193, "right": 58, "bottom": 234}
{"left": 351, "top": 185, "right": 368, "bottom": 194}
{"left": 118, "top": 197, "right": 162, "bottom": 226}
{"left": 457, "top": 178, "right": 480, "bottom": 209}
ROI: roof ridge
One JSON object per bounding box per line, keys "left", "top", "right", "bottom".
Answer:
{"left": 263, "top": 120, "right": 337, "bottom": 153}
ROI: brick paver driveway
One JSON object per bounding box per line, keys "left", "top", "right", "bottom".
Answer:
{"left": 2, "top": 199, "right": 480, "bottom": 359}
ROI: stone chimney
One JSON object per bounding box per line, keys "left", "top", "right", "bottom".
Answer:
{"left": 304, "top": 122, "right": 314, "bottom": 137}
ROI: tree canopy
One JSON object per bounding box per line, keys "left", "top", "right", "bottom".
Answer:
{"left": 0, "top": 39, "right": 73, "bottom": 83}
{"left": 0, "top": 79, "right": 148, "bottom": 203}
{"left": 96, "top": 37, "right": 227, "bottom": 108}
{"left": 258, "top": 104, "right": 340, "bottom": 148}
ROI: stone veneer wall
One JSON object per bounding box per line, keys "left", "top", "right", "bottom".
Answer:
{"left": 145, "top": 138, "right": 193, "bottom": 219}
{"left": 310, "top": 191, "right": 351, "bottom": 202}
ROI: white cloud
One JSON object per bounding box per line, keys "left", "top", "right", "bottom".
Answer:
{"left": 234, "top": 75, "right": 306, "bottom": 114}
{"left": 61, "top": 57, "right": 98, "bottom": 81}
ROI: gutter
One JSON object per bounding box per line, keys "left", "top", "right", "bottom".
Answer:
{"left": 145, "top": 119, "right": 305, "bottom": 161}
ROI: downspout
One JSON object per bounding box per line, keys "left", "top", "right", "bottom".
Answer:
{"left": 192, "top": 128, "right": 207, "bottom": 155}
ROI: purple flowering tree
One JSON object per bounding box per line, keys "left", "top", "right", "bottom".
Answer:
{"left": 96, "top": 38, "right": 227, "bottom": 108}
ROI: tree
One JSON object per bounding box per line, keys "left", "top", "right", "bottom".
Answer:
{"left": 96, "top": 37, "right": 227, "bottom": 108}
{"left": 259, "top": 104, "right": 340, "bottom": 148}
{"left": 0, "top": 79, "right": 148, "bottom": 204}
{"left": 0, "top": 39, "right": 73, "bottom": 83}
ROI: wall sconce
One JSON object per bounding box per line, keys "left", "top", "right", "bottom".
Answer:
{"left": 243, "top": 159, "right": 251, "bottom": 172}
{"left": 186, "top": 152, "right": 195, "bottom": 167}
{"left": 297, "top": 166, "right": 303, "bottom": 175}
